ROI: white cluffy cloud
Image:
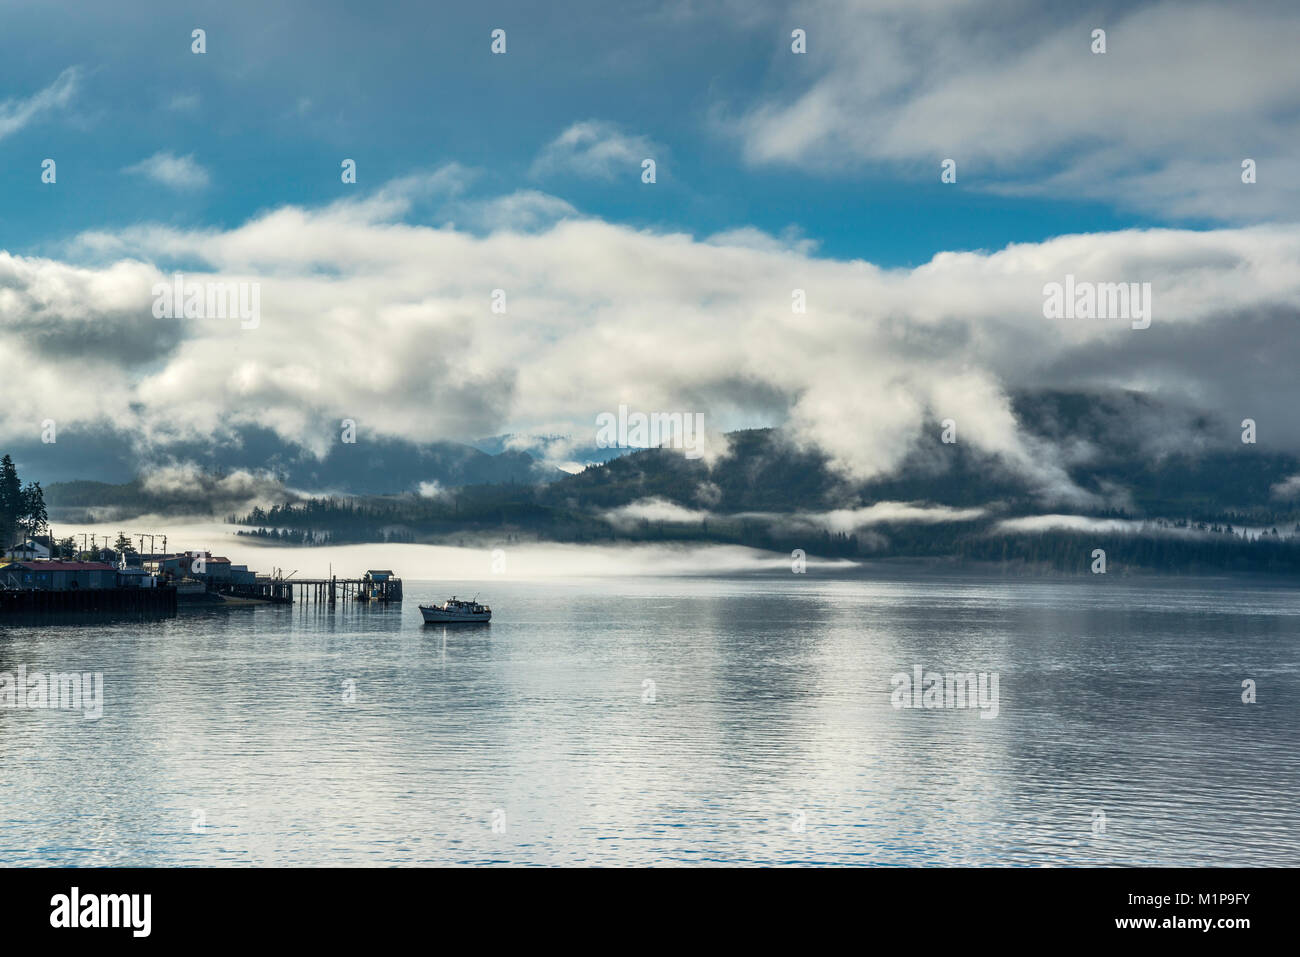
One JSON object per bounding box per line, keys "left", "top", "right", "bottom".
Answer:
{"left": 724, "top": 0, "right": 1300, "bottom": 219}
{"left": 0, "top": 66, "right": 79, "bottom": 141}
{"left": 604, "top": 498, "right": 714, "bottom": 530}
{"left": 531, "top": 120, "right": 662, "bottom": 182}
{"left": 3, "top": 171, "right": 1300, "bottom": 507}
{"left": 996, "top": 514, "right": 1293, "bottom": 541}
{"left": 766, "top": 503, "right": 988, "bottom": 535}
{"left": 604, "top": 499, "right": 986, "bottom": 534}
{"left": 123, "top": 151, "right": 211, "bottom": 189}
{"left": 1270, "top": 474, "right": 1300, "bottom": 500}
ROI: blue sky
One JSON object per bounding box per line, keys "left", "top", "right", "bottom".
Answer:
{"left": 0, "top": 0, "right": 1215, "bottom": 267}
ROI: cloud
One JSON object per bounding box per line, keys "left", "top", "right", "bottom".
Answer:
{"left": 1271, "top": 474, "right": 1300, "bottom": 500}
{"left": 5, "top": 176, "right": 1300, "bottom": 507}
{"left": 123, "top": 151, "right": 211, "bottom": 190}
{"left": 994, "top": 514, "right": 1287, "bottom": 539}
{"left": 500, "top": 432, "right": 595, "bottom": 473}
{"left": 417, "top": 480, "right": 449, "bottom": 499}
{"left": 531, "top": 120, "right": 662, "bottom": 182}
{"left": 444, "top": 189, "right": 578, "bottom": 233}
{"left": 997, "top": 514, "right": 1157, "bottom": 535}
{"left": 166, "top": 92, "right": 200, "bottom": 112}
{"left": 0, "top": 66, "right": 79, "bottom": 141}
{"left": 762, "top": 503, "right": 988, "bottom": 535}
{"left": 605, "top": 499, "right": 986, "bottom": 535}
{"left": 134, "top": 463, "right": 290, "bottom": 515}
{"left": 604, "top": 498, "right": 713, "bottom": 530}
{"left": 0, "top": 253, "right": 183, "bottom": 366}
{"left": 724, "top": 0, "right": 1300, "bottom": 219}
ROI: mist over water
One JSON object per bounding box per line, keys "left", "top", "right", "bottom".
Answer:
{"left": 47, "top": 517, "right": 857, "bottom": 579}
{"left": 2, "top": 572, "right": 1297, "bottom": 865}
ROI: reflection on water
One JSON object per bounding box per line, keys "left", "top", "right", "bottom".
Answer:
{"left": 1, "top": 572, "right": 1297, "bottom": 865}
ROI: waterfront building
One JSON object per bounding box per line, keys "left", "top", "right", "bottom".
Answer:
{"left": 0, "top": 561, "right": 118, "bottom": 590}
{"left": 2, "top": 539, "right": 51, "bottom": 561}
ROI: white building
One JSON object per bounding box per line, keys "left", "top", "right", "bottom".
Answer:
{"left": 2, "top": 539, "right": 51, "bottom": 561}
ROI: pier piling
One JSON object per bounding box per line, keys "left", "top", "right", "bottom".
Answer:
{"left": 216, "top": 574, "right": 402, "bottom": 606}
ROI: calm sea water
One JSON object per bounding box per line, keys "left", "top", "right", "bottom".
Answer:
{"left": 2, "top": 570, "right": 1298, "bottom": 866}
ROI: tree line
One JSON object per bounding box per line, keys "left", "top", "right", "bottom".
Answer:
{"left": 228, "top": 485, "right": 1300, "bottom": 573}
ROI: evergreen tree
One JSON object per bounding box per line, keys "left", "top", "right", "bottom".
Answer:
{"left": 20, "top": 481, "right": 47, "bottom": 542}
{"left": 0, "top": 455, "right": 21, "bottom": 547}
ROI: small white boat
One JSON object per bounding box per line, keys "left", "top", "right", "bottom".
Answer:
{"left": 420, "top": 596, "right": 491, "bottom": 623}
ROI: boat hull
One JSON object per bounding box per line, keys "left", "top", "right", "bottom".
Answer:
{"left": 420, "top": 605, "right": 491, "bottom": 623}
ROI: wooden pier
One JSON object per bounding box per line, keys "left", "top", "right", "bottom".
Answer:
{"left": 219, "top": 575, "right": 403, "bottom": 606}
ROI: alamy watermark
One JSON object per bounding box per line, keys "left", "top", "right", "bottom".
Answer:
{"left": 1043, "top": 274, "right": 1151, "bottom": 330}
{"left": 0, "top": 666, "right": 103, "bottom": 720}
{"left": 890, "top": 666, "right": 999, "bottom": 719}
{"left": 50, "top": 887, "right": 150, "bottom": 937}
{"left": 152, "top": 272, "right": 260, "bottom": 329}
{"left": 595, "top": 404, "right": 706, "bottom": 459}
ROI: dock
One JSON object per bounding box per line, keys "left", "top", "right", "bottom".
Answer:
{"left": 0, "top": 547, "right": 403, "bottom": 619}
{"left": 219, "top": 575, "right": 403, "bottom": 605}
{"left": 0, "top": 585, "right": 178, "bottom": 618}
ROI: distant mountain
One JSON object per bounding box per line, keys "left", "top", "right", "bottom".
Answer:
{"left": 468, "top": 433, "right": 628, "bottom": 470}
{"left": 537, "top": 390, "right": 1300, "bottom": 519}
{"left": 278, "top": 435, "right": 548, "bottom": 493}
{"left": 219, "top": 390, "right": 1300, "bottom": 573}
{"left": 27, "top": 388, "right": 1300, "bottom": 572}
{"left": 36, "top": 426, "right": 554, "bottom": 511}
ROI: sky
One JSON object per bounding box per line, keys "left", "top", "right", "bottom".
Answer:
{"left": 2, "top": 0, "right": 1299, "bottom": 502}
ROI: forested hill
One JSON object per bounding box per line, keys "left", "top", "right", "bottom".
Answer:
{"left": 222, "top": 396, "right": 1300, "bottom": 572}
{"left": 31, "top": 387, "right": 1300, "bottom": 572}
{"left": 534, "top": 421, "right": 1300, "bottom": 519}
